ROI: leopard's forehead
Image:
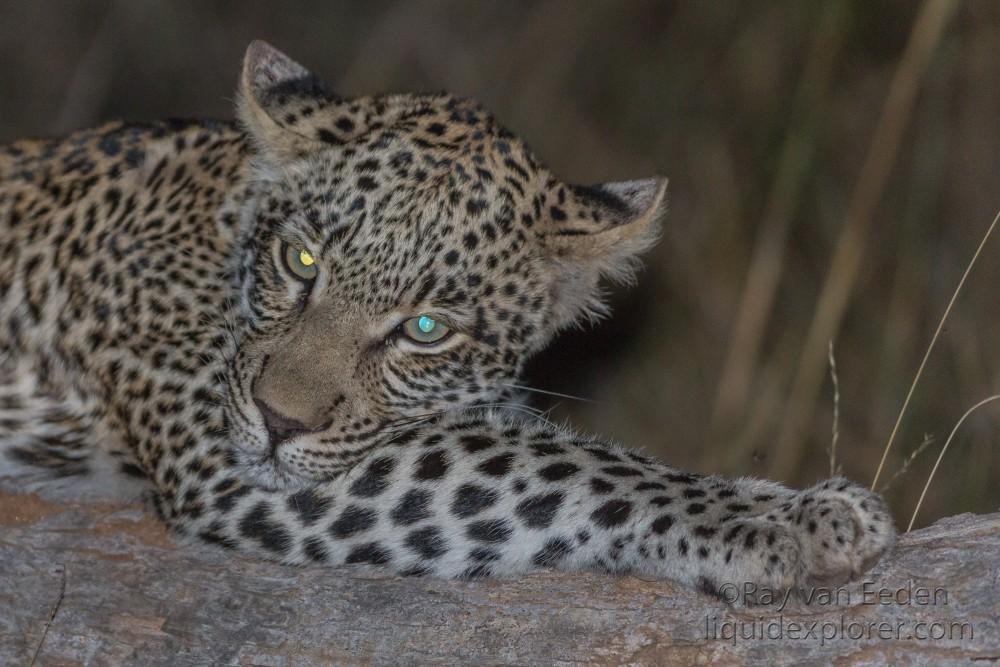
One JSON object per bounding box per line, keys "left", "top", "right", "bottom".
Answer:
{"left": 252, "top": 93, "right": 554, "bottom": 307}
{"left": 261, "top": 92, "right": 545, "bottom": 227}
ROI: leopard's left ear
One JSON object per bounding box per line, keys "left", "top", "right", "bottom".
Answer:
{"left": 539, "top": 177, "right": 667, "bottom": 328}
{"left": 237, "top": 40, "right": 367, "bottom": 162}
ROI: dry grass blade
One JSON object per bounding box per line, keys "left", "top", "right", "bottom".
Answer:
{"left": 872, "top": 208, "right": 1000, "bottom": 489}
{"left": 878, "top": 433, "right": 934, "bottom": 494}
{"left": 907, "top": 395, "right": 1000, "bottom": 532}
{"left": 828, "top": 341, "right": 840, "bottom": 477}
{"left": 769, "top": 0, "right": 959, "bottom": 481}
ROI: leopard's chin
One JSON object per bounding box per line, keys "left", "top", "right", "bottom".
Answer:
{"left": 229, "top": 446, "right": 315, "bottom": 491}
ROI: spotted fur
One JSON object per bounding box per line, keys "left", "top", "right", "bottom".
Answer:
{"left": 0, "top": 41, "right": 894, "bottom": 601}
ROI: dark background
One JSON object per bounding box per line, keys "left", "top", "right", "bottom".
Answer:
{"left": 2, "top": 0, "right": 997, "bottom": 527}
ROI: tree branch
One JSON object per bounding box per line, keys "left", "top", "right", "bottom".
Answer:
{"left": 1, "top": 491, "right": 997, "bottom": 665}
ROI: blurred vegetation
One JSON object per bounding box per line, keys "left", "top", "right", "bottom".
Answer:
{"left": 1, "top": 0, "right": 997, "bottom": 527}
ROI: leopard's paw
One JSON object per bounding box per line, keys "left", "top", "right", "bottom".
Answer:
{"left": 788, "top": 477, "right": 896, "bottom": 587}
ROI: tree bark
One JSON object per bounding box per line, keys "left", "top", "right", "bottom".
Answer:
{"left": 0, "top": 490, "right": 997, "bottom": 666}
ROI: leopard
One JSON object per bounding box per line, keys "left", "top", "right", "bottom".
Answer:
{"left": 0, "top": 40, "right": 894, "bottom": 601}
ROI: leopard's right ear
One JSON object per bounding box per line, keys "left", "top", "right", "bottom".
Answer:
{"left": 237, "top": 41, "right": 366, "bottom": 163}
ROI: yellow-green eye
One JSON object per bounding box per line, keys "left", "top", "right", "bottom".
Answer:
{"left": 403, "top": 315, "right": 450, "bottom": 344}
{"left": 284, "top": 245, "right": 318, "bottom": 281}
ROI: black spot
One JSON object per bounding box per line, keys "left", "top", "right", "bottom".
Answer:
{"left": 698, "top": 576, "right": 723, "bottom": 599}
{"left": 460, "top": 563, "right": 494, "bottom": 580}
{"left": 460, "top": 434, "right": 495, "bottom": 453}
{"left": 590, "top": 478, "right": 615, "bottom": 494}
{"left": 590, "top": 499, "right": 633, "bottom": 529}
{"left": 478, "top": 452, "right": 515, "bottom": 477}
{"left": 347, "top": 195, "right": 365, "bottom": 213}
{"left": 239, "top": 502, "right": 292, "bottom": 555}
{"left": 664, "top": 472, "right": 700, "bottom": 484}
{"left": 678, "top": 537, "right": 689, "bottom": 556}
{"left": 724, "top": 525, "right": 744, "bottom": 543}
{"left": 346, "top": 542, "right": 392, "bottom": 565}
{"left": 390, "top": 488, "right": 433, "bottom": 526}
{"left": 532, "top": 538, "right": 575, "bottom": 567}
{"left": 357, "top": 175, "right": 378, "bottom": 191}
{"left": 470, "top": 547, "right": 501, "bottom": 562}
{"left": 635, "top": 482, "right": 666, "bottom": 492}
{"left": 651, "top": 514, "right": 674, "bottom": 534}
{"left": 335, "top": 116, "right": 355, "bottom": 132}
{"left": 466, "top": 518, "right": 514, "bottom": 544}
{"left": 414, "top": 449, "right": 449, "bottom": 480}
{"left": 387, "top": 429, "right": 420, "bottom": 446}
{"left": 124, "top": 147, "right": 145, "bottom": 167}
{"left": 697, "top": 546, "right": 710, "bottom": 559}
{"left": 287, "top": 488, "right": 332, "bottom": 526}
{"left": 602, "top": 466, "right": 643, "bottom": 477}
{"left": 650, "top": 496, "right": 673, "bottom": 507}
{"left": 405, "top": 526, "right": 448, "bottom": 560}
{"left": 585, "top": 447, "right": 622, "bottom": 462}
{"left": 683, "top": 488, "right": 706, "bottom": 499}
{"left": 317, "top": 128, "right": 340, "bottom": 144}
{"left": 98, "top": 135, "right": 121, "bottom": 156}
{"left": 198, "top": 530, "right": 239, "bottom": 551}
{"left": 443, "top": 249, "right": 460, "bottom": 265}
{"left": 302, "top": 536, "right": 329, "bottom": 562}
{"left": 686, "top": 503, "right": 707, "bottom": 515}
{"left": 744, "top": 529, "right": 758, "bottom": 550}
{"left": 694, "top": 526, "right": 718, "bottom": 539}
{"left": 530, "top": 442, "right": 565, "bottom": 457}
{"left": 726, "top": 503, "right": 751, "bottom": 513}
{"left": 516, "top": 492, "right": 564, "bottom": 529}
{"left": 119, "top": 462, "right": 145, "bottom": 478}
{"left": 329, "top": 505, "right": 378, "bottom": 539}
{"left": 214, "top": 484, "right": 251, "bottom": 513}
{"left": 451, "top": 483, "right": 499, "bottom": 518}
{"left": 538, "top": 461, "right": 580, "bottom": 481}
{"left": 349, "top": 456, "right": 396, "bottom": 497}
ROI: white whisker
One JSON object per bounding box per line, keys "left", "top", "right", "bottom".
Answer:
{"left": 500, "top": 383, "right": 596, "bottom": 404}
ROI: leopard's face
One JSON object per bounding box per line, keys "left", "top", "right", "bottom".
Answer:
{"left": 223, "top": 42, "right": 666, "bottom": 489}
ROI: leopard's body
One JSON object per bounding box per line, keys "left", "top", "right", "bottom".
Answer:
{"left": 0, "top": 42, "right": 894, "bottom": 599}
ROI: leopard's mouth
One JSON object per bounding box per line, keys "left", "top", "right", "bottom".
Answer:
{"left": 230, "top": 445, "right": 311, "bottom": 491}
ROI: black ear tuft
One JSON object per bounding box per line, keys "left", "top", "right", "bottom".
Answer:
{"left": 540, "top": 178, "right": 667, "bottom": 260}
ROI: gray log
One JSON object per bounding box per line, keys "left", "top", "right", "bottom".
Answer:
{"left": 0, "top": 491, "right": 997, "bottom": 666}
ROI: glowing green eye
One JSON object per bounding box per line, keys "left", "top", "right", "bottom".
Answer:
{"left": 403, "top": 315, "right": 450, "bottom": 344}
{"left": 284, "top": 245, "right": 318, "bottom": 281}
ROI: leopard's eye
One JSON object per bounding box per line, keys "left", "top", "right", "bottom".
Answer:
{"left": 284, "top": 245, "right": 318, "bottom": 281}
{"left": 402, "top": 315, "right": 450, "bottom": 344}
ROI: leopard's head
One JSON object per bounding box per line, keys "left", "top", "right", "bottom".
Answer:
{"left": 226, "top": 41, "right": 666, "bottom": 489}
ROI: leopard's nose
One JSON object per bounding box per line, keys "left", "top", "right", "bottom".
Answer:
{"left": 253, "top": 397, "right": 309, "bottom": 447}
